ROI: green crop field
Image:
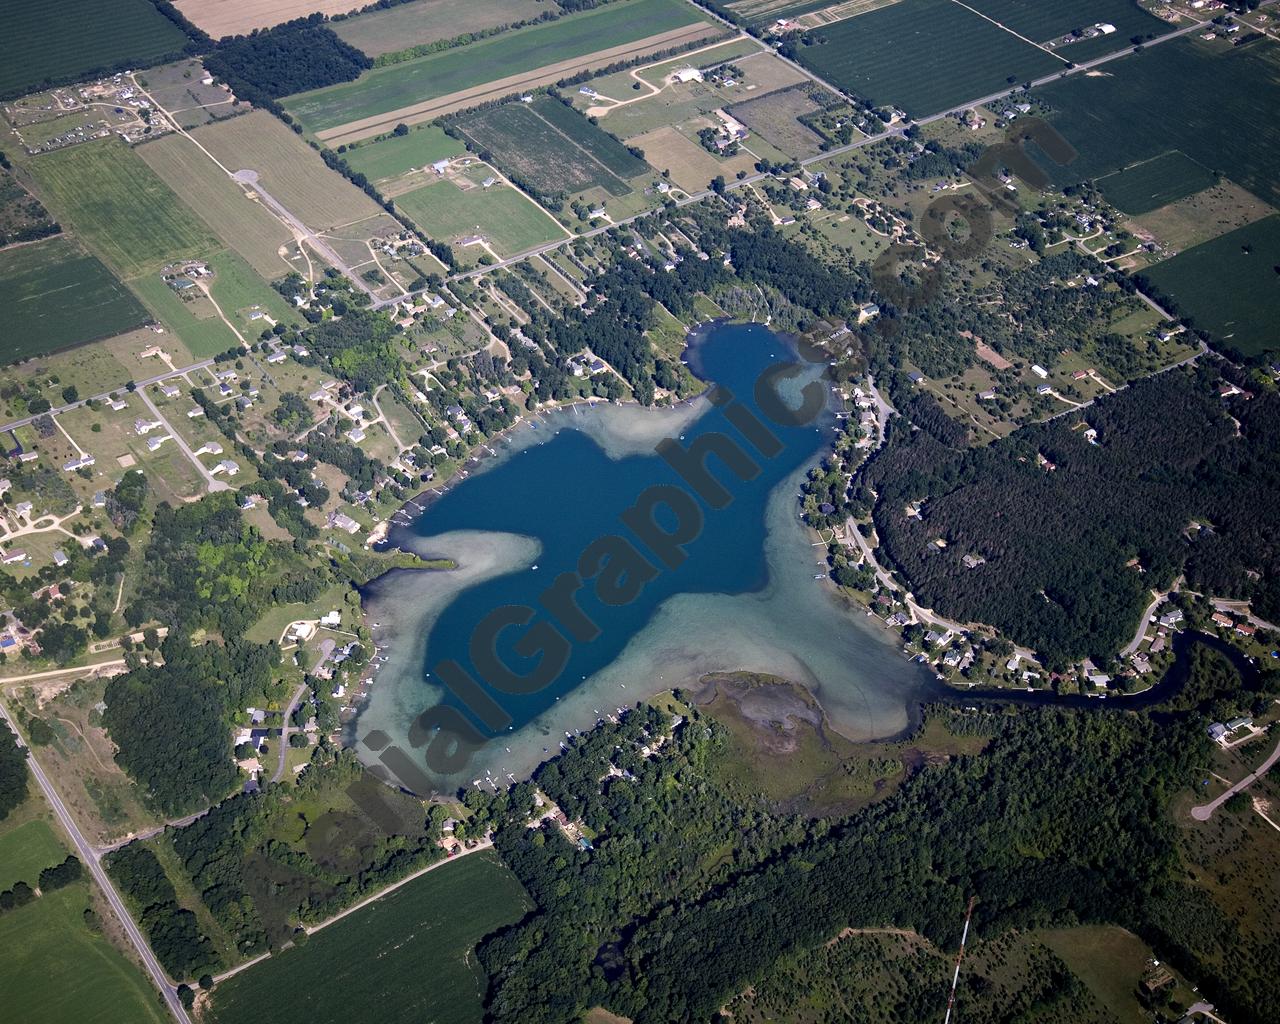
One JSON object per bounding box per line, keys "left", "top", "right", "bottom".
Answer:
{"left": 285, "top": 0, "right": 707, "bottom": 134}
{"left": 1032, "top": 38, "right": 1280, "bottom": 210}
{"left": 0, "top": 0, "right": 189, "bottom": 98}
{"left": 342, "top": 126, "right": 465, "bottom": 183}
{"left": 208, "top": 852, "right": 531, "bottom": 1024}
{"left": 455, "top": 100, "right": 647, "bottom": 198}
{"left": 795, "top": 0, "right": 1063, "bottom": 119}
{"left": 727, "top": 0, "right": 831, "bottom": 29}
{"left": 962, "top": 0, "right": 1168, "bottom": 59}
{"left": 0, "top": 236, "right": 149, "bottom": 362}
{"left": 1141, "top": 214, "right": 1280, "bottom": 358}
{"left": 0, "top": 884, "right": 170, "bottom": 1024}
{"left": 396, "top": 178, "right": 563, "bottom": 256}
{"left": 1095, "top": 151, "right": 1218, "bottom": 215}
{"left": 0, "top": 818, "right": 64, "bottom": 891}
{"left": 29, "top": 137, "right": 220, "bottom": 280}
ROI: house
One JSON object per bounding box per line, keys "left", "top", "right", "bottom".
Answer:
{"left": 158, "top": 383, "right": 180, "bottom": 398}
{"left": 134, "top": 418, "right": 163, "bottom": 435}
{"left": 108, "top": 399, "right": 129, "bottom": 411}
{"left": 347, "top": 426, "right": 366, "bottom": 443}
{"left": 1219, "top": 382, "right": 1242, "bottom": 399}
{"left": 195, "top": 441, "right": 223, "bottom": 456}
{"left": 214, "top": 459, "right": 239, "bottom": 476}
{"left": 320, "top": 610, "right": 342, "bottom": 627}
{"left": 1072, "top": 369, "right": 1089, "bottom": 380}
{"left": 481, "top": 177, "right": 496, "bottom": 189}
{"left": 63, "top": 454, "right": 95, "bottom": 471}
{"left": 978, "top": 389, "right": 997, "bottom": 401}
{"left": 856, "top": 302, "right": 880, "bottom": 324}
{"left": 91, "top": 490, "right": 107, "bottom": 508}
{"left": 907, "top": 372, "right": 924, "bottom": 385}
{"left": 13, "top": 501, "right": 32, "bottom": 517}
{"left": 1211, "top": 612, "right": 1234, "bottom": 629}
{"left": 1084, "top": 427, "right": 1098, "bottom": 445}
{"left": 52, "top": 549, "right": 68, "bottom": 567}
{"left": 1226, "top": 716, "right": 1253, "bottom": 732}
{"left": 266, "top": 350, "right": 286, "bottom": 364}
{"left": 1036, "top": 384, "right": 1053, "bottom": 395}
{"left": 1235, "top": 622, "right": 1256, "bottom": 637}
{"left": 328, "top": 512, "right": 360, "bottom": 534}
{"left": 430, "top": 159, "right": 450, "bottom": 174}
{"left": 962, "top": 553, "right": 985, "bottom": 569}
{"left": 2, "top": 550, "right": 27, "bottom": 565}
{"left": 1031, "top": 364, "right": 1049, "bottom": 379}
{"left": 1158, "top": 609, "right": 1183, "bottom": 628}
{"left": 218, "top": 383, "right": 233, "bottom": 398}
{"left": 186, "top": 405, "right": 205, "bottom": 420}
{"left": 673, "top": 67, "right": 703, "bottom": 83}
{"left": 17, "top": 452, "right": 37, "bottom": 463}
{"left": 145, "top": 435, "right": 170, "bottom": 452}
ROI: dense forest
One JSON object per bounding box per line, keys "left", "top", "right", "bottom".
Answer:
{"left": 103, "top": 495, "right": 320, "bottom": 814}
{"left": 106, "top": 842, "right": 216, "bottom": 977}
{"left": 205, "top": 16, "right": 371, "bottom": 100}
{"left": 858, "top": 366, "right": 1280, "bottom": 665}
{"left": 0, "top": 720, "right": 27, "bottom": 821}
{"left": 476, "top": 698, "right": 1272, "bottom": 1023}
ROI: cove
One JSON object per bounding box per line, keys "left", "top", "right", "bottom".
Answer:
{"left": 356, "top": 322, "right": 934, "bottom": 794}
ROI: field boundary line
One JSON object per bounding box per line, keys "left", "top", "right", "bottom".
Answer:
{"left": 315, "top": 22, "right": 722, "bottom": 145}
{"left": 947, "top": 0, "right": 1070, "bottom": 64}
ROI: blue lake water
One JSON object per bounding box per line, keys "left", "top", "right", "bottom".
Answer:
{"left": 357, "top": 323, "right": 933, "bottom": 794}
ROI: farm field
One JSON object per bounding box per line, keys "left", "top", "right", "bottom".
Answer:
{"left": 628, "top": 124, "right": 757, "bottom": 194}
{"left": 727, "top": 0, "right": 833, "bottom": 28}
{"left": 0, "top": 884, "right": 171, "bottom": 1024}
{"left": 395, "top": 177, "right": 565, "bottom": 259}
{"left": 573, "top": 46, "right": 813, "bottom": 140}
{"left": 1094, "top": 150, "right": 1218, "bottom": 216}
{"left": 207, "top": 851, "right": 532, "bottom": 1024}
{"left": 963, "top": 0, "right": 1168, "bottom": 59}
{"left": 0, "top": 818, "right": 65, "bottom": 891}
{"left": 188, "top": 111, "right": 385, "bottom": 231}
{"left": 173, "top": 0, "right": 363, "bottom": 39}
{"left": 285, "top": 0, "right": 716, "bottom": 140}
{"left": 795, "top": 0, "right": 1063, "bottom": 119}
{"left": 1031, "top": 38, "right": 1280, "bottom": 210}
{"left": 0, "top": 235, "right": 149, "bottom": 362}
{"left": 333, "top": 0, "right": 550, "bottom": 57}
{"left": 1129, "top": 179, "right": 1275, "bottom": 253}
{"left": 454, "top": 98, "right": 649, "bottom": 199}
{"left": 129, "top": 273, "right": 240, "bottom": 358}
{"left": 28, "top": 137, "right": 220, "bottom": 280}
{"left": 341, "top": 125, "right": 465, "bottom": 183}
{"left": 728, "top": 84, "right": 827, "bottom": 158}
{"left": 1141, "top": 214, "right": 1280, "bottom": 358}
{"left": 0, "top": 0, "right": 189, "bottom": 98}
{"left": 137, "top": 131, "right": 296, "bottom": 279}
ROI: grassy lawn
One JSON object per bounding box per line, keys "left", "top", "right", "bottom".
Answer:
{"left": 341, "top": 125, "right": 464, "bottom": 183}
{"left": 0, "top": 816, "right": 65, "bottom": 891}
{"left": 396, "top": 178, "right": 564, "bottom": 257}
{"left": 29, "top": 137, "right": 220, "bottom": 280}
{"left": 207, "top": 851, "right": 532, "bottom": 1024}
{"left": 0, "top": 0, "right": 188, "bottom": 98}
{"left": 0, "top": 235, "right": 148, "bottom": 361}
{"left": 1037, "top": 925, "right": 1178, "bottom": 1024}
{"left": 245, "top": 585, "right": 352, "bottom": 645}
{"left": 128, "top": 273, "right": 240, "bottom": 358}
{"left": 0, "top": 883, "right": 170, "bottom": 1024}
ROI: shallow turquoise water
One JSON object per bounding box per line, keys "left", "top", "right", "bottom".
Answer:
{"left": 357, "top": 323, "right": 931, "bottom": 794}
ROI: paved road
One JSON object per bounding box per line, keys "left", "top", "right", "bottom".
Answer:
{"left": 1122, "top": 591, "right": 1167, "bottom": 657}
{"left": 138, "top": 388, "right": 229, "bottom": 494}
{"left": 272, "top": 682, "right": 309, "bottom": 784}
{"left": 367, "top": 12, "right": 1207, "bottom": 308}
{"left": 231, "top": 169, "right": 379, "bottom": 303}
{"left": 0, "top": 694, "right": 192, "bottom": 1023}
{"left": 0, "top": 359, "right": 216, "bottom": 436}
{"left": 1191, "top": 732, "right": 1280, "bottom": 821}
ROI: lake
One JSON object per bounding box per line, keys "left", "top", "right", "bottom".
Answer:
{"left": 355, "top": 322, "right": 934, "bottom": 794}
